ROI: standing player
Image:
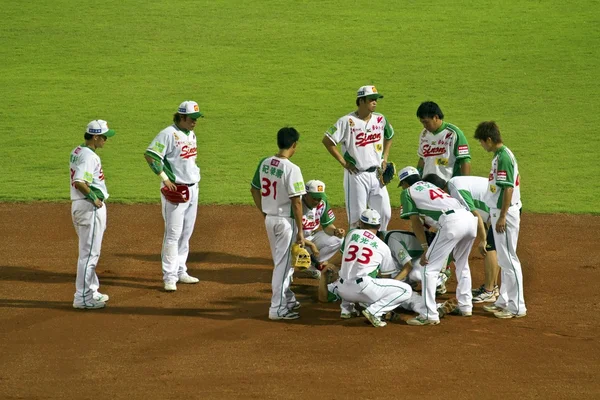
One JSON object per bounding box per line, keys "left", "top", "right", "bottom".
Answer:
{"left": 301, "top": 180, "right": 345, "bottom": 279}
{"left": 335, "top": 209, "right": 413, "bottom": 328}
{"left": 398, "top": 166, "right": 477, "bottom": 325}
{"left": 70, "top": 120, "right": 116, "bottom": 309}
{"left": 322, "top": 85, "right": 394, "bottom": 230}
{"left": 416, "top": 101, "right": 471, "bottom": 181}
{"left": 474, "top": 121, "right": 527, "bottom": 319}
{"left": 250, "top": 127, "right": 306, "bottom": 320}
{"left": 144, "top": 101, "right": 202, "bottom": 292}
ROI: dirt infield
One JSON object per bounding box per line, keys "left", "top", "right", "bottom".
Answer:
{"left": 0, "top": 203, "right": 598, "bottom": 399}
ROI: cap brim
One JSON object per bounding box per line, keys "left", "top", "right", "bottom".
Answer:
{"left": 309, "top": 192, "right": 327, "bottom": 200}
{"left": 366, "top": 94, "right": 384, "bottom": 100}
{"left": 188, "top": 112, "right": 204, "bottom": 119}
{"left": 103, "top": 129, "right": 116, "bottom": 137}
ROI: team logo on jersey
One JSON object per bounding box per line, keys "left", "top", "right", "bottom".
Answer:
{"left": 435, "top": 158, "right": 449, "bottom": 166}
{"left": 375, "top": 143, "right": 383, "bottom": 152}
{"left": 348, "top": 118, "right": 355, "bottom": 127}
{"left": 180, "top": 145, "right": 197, "bottom": 159}
{"left": 194, "top": 104, "right": 199, "bottom": 112}
{"left": 302, "top": 216, "right": 319, "bottom": 232}
{"left": 356, "top": 132, "right": 381, "bottom": 147}
{"left": 497, "top": 171, "right": 507, "bottom": 181}
{"left": 270, "top": 159, "right": 280, "bottom": 167}
{"left": 458, "top": 145, "right": 469, "bottom": 155}
{"left": 152, "top": 142, "right": 165, "bottom": 153}
{"left": 326, "top": 126, "right": 337, "bottom": 135}
{"left": 293, "top": 181, "right": 304, "bottom": 193}
{"left": 377, "top": 116, "right": 383, "bottom": 123}
{"left": 445, "top": 131, "right": 453, "bottom": 139}
{"left": 490, "top": 184, "right": 497, "bottom": 193}
{"left": 173, "top": 132, "right": 180, "bottom": 141}
{"left": 421, "top": 144, "right": 447, "bottom": 157}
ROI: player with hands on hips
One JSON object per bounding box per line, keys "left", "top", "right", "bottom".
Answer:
{"left": 416, "top": 101, "right": 471, "bottom": 181}
{"left": 322, "top": 85, "right": 394, "bottom": 230}
{"left": 251, "top": 127, "right": 306, "bottom": 321}
{"left": 301, "top": 180, "right": 345, "bottom": 279}
{"left": 144, "top": 101, "right": 203, "bottom": 292}
{"left": 398, "top": 166, "right": 478, "bottom": 325}
{"left": 335, "top": 209, "right": 413, "bottom": 328}
{"left": 475, "top": 121, "right": 526, "bottom": 319}
{"left": 70, "top": 120, "right": 116, "bottom": 309}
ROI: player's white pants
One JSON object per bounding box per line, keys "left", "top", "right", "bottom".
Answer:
{"left": 306, "top": 230, "right": 343, "bottom": 262}
{"left": 161, "top": 184, "right": 199, "bottom": 284}
{"left": 403, "top": 259, "right": 445, "bottom": 288}
{"left": 343, "top": 169, "right": 391, "bottom": 231}
{"left": 398, "top": 291, "right": 425, "bottom": 313}
{"left": 490, "top": 206, "right": 526, "bottom": 315}
{"left": 72, "top": 200, "right": 107, "bottom": 305}
{"left": 265, "top": 215, "right": 297, "bottom": 317}
{"left": 337, "top": 276, "right": 412, "bottom": 318}
{"left": 419, "top": 210, "right": 477, "bottom": 321}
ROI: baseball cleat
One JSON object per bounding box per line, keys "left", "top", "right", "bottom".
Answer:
{"left": 494, "top": 310, "right": 526, "bottom": 319}
{"left": 340, "top": 309, "right": 361, "bottom": 319}
{"left": 73, "top": 300, "right": 106, "bottom": 310}
{"left": 436, "top": 281, "right": 447, "bottom": 295}
{"left": 483, "top": 304, "right": 504, "bottom": 313}
{"left": 406, "top": 316, "right": 440, "bottom": 326}
{"left": 269, "top": 311, "right": 300, "bottom": 321}
{"left": 164, "top": 282, "right": 177, "bottom": 292}
{"left": 178, "top": 274, "right": 199, "bottom": 284}
{"left": 93, "top": 292, "right": 109, "bottom": 302}
{"left": 472, "top": 289, "right": 497, "bottom": 303}
{"left": 472, "top": 284, "right": 485, "bottom": 296}
{"left": 289, "top": 301, "right": 301, "bottom": 311}
{"left": 362, "top": 309, "right": 387, "bottom": 327}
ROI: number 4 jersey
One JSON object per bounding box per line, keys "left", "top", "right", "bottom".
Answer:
{"left": 339, "top": 229, "right": 395, "bottom": 281}
{"left": 251, "top": 156, "right": 306, "bottom": 217}
{"left": 400, "top": 181, "right": 467, "bottom": 229}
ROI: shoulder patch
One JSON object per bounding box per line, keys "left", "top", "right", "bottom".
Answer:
{"left": 326, "top": 126, "right": 337, "bottom": 135}
{"left": 458, "top": 145, "right": 469, "bottom": 155}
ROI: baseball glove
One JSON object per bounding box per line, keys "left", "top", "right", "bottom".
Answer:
{"left": 161, "top": 185, "right": 190, "bottom": 203}
{"left": 291, "top": 243, "right": 311, "bottom": 269}
{"left": 377, "top": 162, "right": 396, "bottom": 186}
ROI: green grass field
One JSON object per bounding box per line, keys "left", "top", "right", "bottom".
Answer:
{"left": 1, "top": 0, "right": 598, "bottom": 213}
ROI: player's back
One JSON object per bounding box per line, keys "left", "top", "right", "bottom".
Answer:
{"left": 408, "top": 181, "right": 464, "bottom": 212}
{"left": 253, "top": 156, "right": 304, "bottom": 217}
{"left": 339, "top": 229, "right": 390, "bottom": 280}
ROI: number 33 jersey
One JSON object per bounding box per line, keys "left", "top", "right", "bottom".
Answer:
{"left": 251, "top": 156, "right": 306, "bottom": 217}
{"left": 400, "top": 181, "right": 466, "bottom": 229}
{"left": 339, "top": 229, "right": 395, "bottom": 281}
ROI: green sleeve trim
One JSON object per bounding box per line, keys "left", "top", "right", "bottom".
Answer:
{"left": 252, "top": 157, "right": 269, "bottom": 188}
{"left": 320, "top": 199, "right": 335, "bottom": 227}
{"left": 86, "top": 190, "right": 99, "bottom": 201}
{"left": 400, "top": 190, "right": 417, "bottom": 219}
{"left": 383, "top": 116, "right": 394, "bottom": 140}
{"left": 458, "top": 189, "right": 476, "bottom": 211}
{"left": 162, "top": 158, "right": 176, "bottom": 182}
{"left": 343, "top": 151, "right": 356, "bottom": 166}
{"left": 326, "top": 291, "right": 340, "bottom": 303}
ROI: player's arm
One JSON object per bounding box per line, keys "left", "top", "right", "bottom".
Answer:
{"left": 394, "top": 260, "right": 412, "bottom": 282}
{"left": 291, "top": 196, "right": 305, "bottom": 245}
{"left": 460, "top": 160, "right": 471, "bottom": 176}
{"left": 417, "top": 158, "right": 425, "bottom": 176}
{"left": 382, "top": 137, "right": 393, "bottom": 169}
{"left": 73, "top": 181, "right": 103, "bottom": 208}
{"left": 250, "top": 186, "right": 264, "bottom": 217}
{"left": 323, "top": 224, "right": 345, "bottom": 238}
{"left": 472, "top": 210, "right": 487, "bottom": 256}
{"left": 322, "top": 135, "right": 358, "bottom": 174}
{"left": 496, "top": 187, "right": 513, "bottom": 233}
{"left": 318, "top": 264, "right": 339, "bottom": 303}
{"left": 409, "top": 215, "right": 429, "bottom": 265}
{"left": 144, "top": 151, "right": 176, "bottom": 191}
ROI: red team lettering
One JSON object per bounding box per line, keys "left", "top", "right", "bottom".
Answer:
{"left": 355, "top": 132, "right": 382, "bottom": 147}
{"left": 180, "top": 146, "right": 197, "bottom": 159}
{"left": 421, "top": 144, "right": 447, "bottom": 157}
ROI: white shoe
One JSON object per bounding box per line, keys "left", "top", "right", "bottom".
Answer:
{"left": 472, "top": 289, "right": 497, "bottom": 304}
{"left": 483, "top": 304, "right": 504, "bottom": 313}
{"left": 362, "top": 309, "right": 387, "bottom": 327}
{"left": 269, "top": 311, "right": 300, "bottom": 320}
{"left": 178, "top": 274, "right": 199, "bottom": 284}
{"left": 340, "top": 310, "right": 361, "bottom": 319}
{"left": 93, "top": 292, "right": 109, "bottom": 302}
{"left": 164, "top": 282, "right": 177, "bottom": 292}
{"left": 288, "top": 301, "right": 301, "bottom": 311}
{"left": 73, "top": 300, "right": 106, "bottom": 310}
{"left": 436, "top": 281, "right": 447, "bottom": 295}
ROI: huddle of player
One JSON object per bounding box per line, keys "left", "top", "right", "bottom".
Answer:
{"left": 251, "top": 86, "right": 526, "bottom": 325}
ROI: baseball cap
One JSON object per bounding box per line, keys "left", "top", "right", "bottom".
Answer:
{"left": 177, "top": 101, "right": 204, "bottom": 119}
{"left": 356, "top": 85, "right": 384, "bottom": 100}
{"left": 305, "top": 180, "right": 327, "bottom": 199}
{"left": 86, "top": 120, "right": 116, "bottom": 137}
{"left": 397, "top": 166, "right": 420, "bottom": 186}
{"left": 360, "top": 208, "right": 381, "bottom": 225}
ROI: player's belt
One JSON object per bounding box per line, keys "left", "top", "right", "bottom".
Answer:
{"left": 442, "top": 210, "right": 455, "bottom": 215}
{"left": 175, "top": 182, "right": 196, "bottom": 187}
{"left": 363, "top": 167, "right": 378, "bottom": 173}
{"left": 340, "top": 277, "right": 364, "bottom": 284}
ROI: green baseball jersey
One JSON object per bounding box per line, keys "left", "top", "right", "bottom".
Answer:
{"left": 251, "top": 156, "right": 305, "bottom": 217}
{"left": 400, "top": 181, "right": 466, "bottom": 229}
{"left": 418, "top": 121, "right": 471, "bottom": 180}
{"left": 325, "top": 112, "right": 394, "bottom": 170}
{"left": 301, "top": 197, "right": 335, "bottom": 237}
{"left": 485, "top": 145, "right": 522, "bottom": 209}
{"left": 447, "top": 176, "right": 490, "bottom": 222}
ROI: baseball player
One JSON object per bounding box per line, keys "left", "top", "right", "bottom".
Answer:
{"left": 144, "top": 101, "right": 202, "bottom": 292}
{"left": 446, "top": 175, "right": 501, "bottom": 303}
{"left": 322, "top": 85, "right": 394, "bottom": 230}
{"left": 70, "top": 120, "right": 115, "bottom": 309}
{"left": 335, "top": 209, "right": 413, "bottom": 328}
{"left": 301, "top": 180, "right": 345, "bottom": 279}
{"left": 250, "top": 127, "right": 306, "bottom": 320}
{"left": 416, "top": 101, "right": 471, "bottom": 181}
{"left": 474, "top": 121, "right": 527, "bottom": 319}
{"left": 398, "top": 166, "right": 477, "bottom": 325}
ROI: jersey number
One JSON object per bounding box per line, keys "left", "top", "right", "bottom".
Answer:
{"left": 429, "top": 188, "right": 450, "bottom": 200}
{"left": 344, "top": 245, "right": 373, "bottom": 264}
{"left": 261, "top": 177, "right": 277, "bottom": 200}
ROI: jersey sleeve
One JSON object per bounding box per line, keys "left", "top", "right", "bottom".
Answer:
{"left": 379, "top": 247, "right": 397, "bottom": 276}
{"left": 324, "top": 117, "right": 347, "bottom": 145}
{"left": 383, "top": 116, "right": 394, "bottom": 140}
{"left": 417, "top": 130, "right": 426, "bottom": 157}
{"left": 72, "top": 153, "right": 96, "bottom": 184}
{"left": 496, "top": 150, "right": 516, "bottom": 187}
{"left": 452, "top": 126, "right": 471, "bottom": 161}
{"left": 286, "top": 164, "right": 306, "bottom": 198}
{"left": 400, "top": 190, "right": 418, "bottom": 219}
{"left": 456, "top": 189, "right": 476, "bottom": 211}
{"left": 146, "top": 130, "right": 171, "bottom": 160}
{"left": 251, "top": 157, "right": 268, "bottom": 189}
{"left": 320, "top": 198, "right": 335, "bottom": 227}
{"left": 395, "top": 242, "right": 412, "bottom": 268}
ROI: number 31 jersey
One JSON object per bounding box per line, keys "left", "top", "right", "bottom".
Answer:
{"left": 400, "top": 181, "right": 466, "bottom": 229}
{"left": 339, "top": 229, "right": 395, "bottom": 281}
{"left": 251, "top": 156, "right": 306, "bottom": 217}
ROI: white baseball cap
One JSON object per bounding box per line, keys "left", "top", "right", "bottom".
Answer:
{"left": 397, "top": 166, "right": 420, "bottom": 186}
{"left": 360, "top": 208, "right": 381, "bottom": 225}
{"left": 305, "top": 180, "right": 326, "bottom": 199}
{"left": 86, "top": 120, "right": 115, "bottom": 137}
{"left": 356, "top": 85, "right": 384, "bottom": 99}
{"left": 177, "top": 101, "right": 204, "bottom": 119}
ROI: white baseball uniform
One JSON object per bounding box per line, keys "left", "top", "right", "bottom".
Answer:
{"left": 336, "top": 229, "right": 412, "bottom": 319}
{"left": 447, "top": 176, "right": 491, "bottom": 222}
{"left": 401, "top": 181, "right": 477, "bottom": 321}
{"left": 146, "top": 124, "right": 200, "bottom": 285}
{"left": 70, "top": 145, "right": 108, "bottom": 307}
{"left": 485, "top": 145, "right": 526, "bottom": 316}
{"left": 301, "top": 197, "right": 342, "bottom": 263}
{"left": 418, "top": 122, "right": 470, "bottom": 181}
{"left": 325, "top": 112, "right": 394, "bottom": 230}
{"left": 251, "top": 156, "right": 306, "bottom": 318}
